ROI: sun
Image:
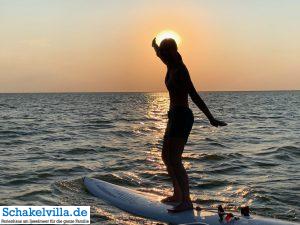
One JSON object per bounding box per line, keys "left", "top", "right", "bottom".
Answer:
{"left": 156, "top": 30, "right": 181, "bottom": 46}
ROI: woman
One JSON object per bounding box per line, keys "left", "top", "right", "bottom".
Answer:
{"left": 152, "top": 37, "right": 227, "bottom": 213}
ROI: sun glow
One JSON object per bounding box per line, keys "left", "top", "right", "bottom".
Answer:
{"left": 156, "top": 30, "right": 181, "bottom": 46}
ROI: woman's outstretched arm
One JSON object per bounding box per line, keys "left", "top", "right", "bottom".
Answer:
{"left": 182, "top": 66, "right": 227, "bottom": 127}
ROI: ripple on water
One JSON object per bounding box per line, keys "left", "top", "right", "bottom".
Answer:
{"left": 256, "top": 145, "right": 300, "bottom": 156}
{"left": 196, "top": 179, "right": 229, "bottom": 189}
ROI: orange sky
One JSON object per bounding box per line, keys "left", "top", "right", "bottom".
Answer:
{"left": 0, "top": 0, "right": 299, "bottom": 93}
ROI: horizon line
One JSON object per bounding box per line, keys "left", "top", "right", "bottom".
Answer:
{"left": 0, "top": 89, "right": 299, "bottom": 94}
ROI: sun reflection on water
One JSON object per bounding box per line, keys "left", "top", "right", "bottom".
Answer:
{"left": 144, "top": 93, "right": 169, "bottom": 167}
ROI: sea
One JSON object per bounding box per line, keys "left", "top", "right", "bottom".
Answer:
{"left": 0, "top": 91, "right": 299, "bottom": 224}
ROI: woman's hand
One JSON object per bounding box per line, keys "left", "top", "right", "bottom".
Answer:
{"left": 152, "top": 37, "right": 161, "bottom": 58}
{"left": 210, "top": 118, "right": 227, "bottom": 127}
{"left": 152, "top": 38, "right": 159, "bottom": 51}
{"left": 152, "top": 38, "right": 158, "bottom": 48}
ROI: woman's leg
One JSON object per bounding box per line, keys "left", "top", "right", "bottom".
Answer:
{"left": 161, "top": 136, "right": 182, "bottom": 202}
{"left": 167, "top": 137, "right": 193, "bottom": 212}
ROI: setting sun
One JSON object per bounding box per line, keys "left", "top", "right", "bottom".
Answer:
{"left": 156, "top": 30, "right": 181, "bottom": 46}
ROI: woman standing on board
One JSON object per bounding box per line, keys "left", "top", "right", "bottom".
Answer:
{"left": 152, "top": 37, "right": 227, "bottom": 213}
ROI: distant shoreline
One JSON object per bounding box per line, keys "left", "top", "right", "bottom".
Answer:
{"left": 0, "top": 90, "right": 299, "bottom": 94}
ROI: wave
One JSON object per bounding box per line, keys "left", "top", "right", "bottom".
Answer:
{"left": 184, "top": 152, "right": 244, "bottom": 162}
{"left": 64, "top": 147, "right": 98, "bottom": 155}
{"left": 255, "top": 146, "right": 300, "bottom": 158}
{"left": 253, "top": 160, "right": 280, "bottom": 168}
{"left": 196, "top": 179, "right": 229, "bottom": 189}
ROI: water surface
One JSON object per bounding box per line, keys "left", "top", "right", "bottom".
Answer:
{"left": 0, "top": 91, "right": 299, "bottom": 224}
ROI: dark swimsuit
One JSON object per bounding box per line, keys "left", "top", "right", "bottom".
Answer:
{"left": 164, "top": 106, "right": 194, "bottom": 143}
{"left": 164, "top": 69, "right": 194, "bottom": 143}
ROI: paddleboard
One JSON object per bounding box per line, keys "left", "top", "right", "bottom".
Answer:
{"left": 83, "top": 177, "right": 299, "bottom": 225}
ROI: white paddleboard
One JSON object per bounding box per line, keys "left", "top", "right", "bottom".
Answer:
{"left": 83, "top": 177, "right": 298, "bottom": 225}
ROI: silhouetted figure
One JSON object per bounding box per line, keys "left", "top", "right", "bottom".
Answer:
{"left": 152, "top": 37, "right": 227, "bottom": 213}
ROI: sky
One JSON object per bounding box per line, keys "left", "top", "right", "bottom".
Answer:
{"left": 0, "top": 0, "right": 299, "bottom": 93}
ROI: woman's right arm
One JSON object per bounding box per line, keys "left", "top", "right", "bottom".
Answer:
{"left": 152, "top": 38, "right": 161, "bottom": 57}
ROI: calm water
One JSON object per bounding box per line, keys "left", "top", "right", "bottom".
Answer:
{"left": 0, "top": 91, "right": 299, "bottom": 224}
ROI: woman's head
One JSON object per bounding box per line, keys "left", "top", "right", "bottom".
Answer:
{"left": 158, "top": 38, "right": 181, "bottom": 65}
{"left": 159, "top": 38, "right": 178, "bottom": 51}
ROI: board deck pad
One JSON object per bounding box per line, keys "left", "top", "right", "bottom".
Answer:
{"left": 83, "top": 177, "right": 298, "bottom": 225}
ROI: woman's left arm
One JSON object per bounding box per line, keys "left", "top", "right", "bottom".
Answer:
{"left": 181, "top": 66, "right": 227, "bottom": 127}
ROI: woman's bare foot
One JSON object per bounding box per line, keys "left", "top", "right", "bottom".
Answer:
{"left": 167, "top": 201, "right": 193, "bottom": 213}
{"left": 161, "top": 195, "right": 182, "bottom": 203}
